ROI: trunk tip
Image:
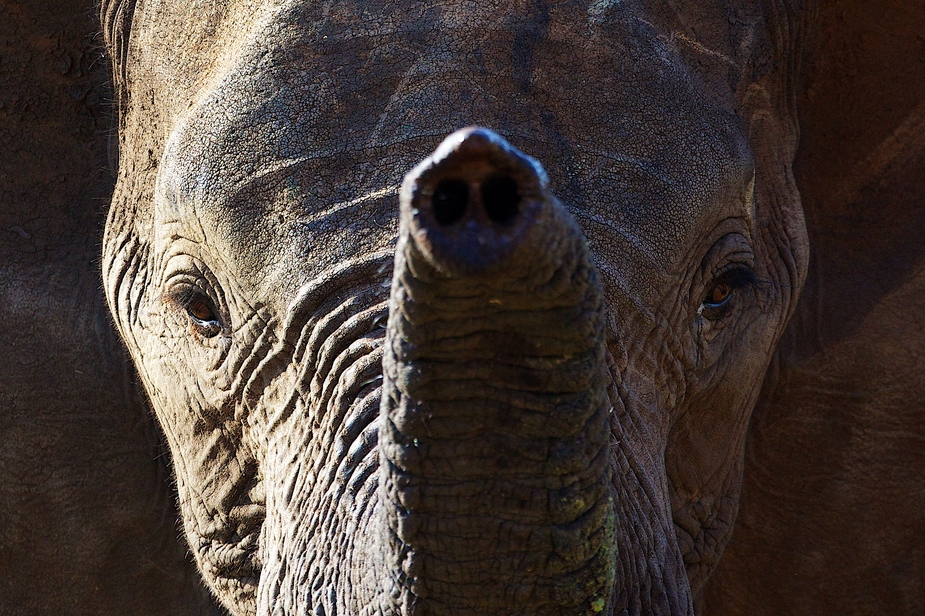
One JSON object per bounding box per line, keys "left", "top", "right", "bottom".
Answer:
{"left": 399, "top": 127, "right": 552, "bottom": 274}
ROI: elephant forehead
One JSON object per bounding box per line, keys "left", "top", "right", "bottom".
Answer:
{"left": 149, "top": 0, "right": 751, "bottom": 300}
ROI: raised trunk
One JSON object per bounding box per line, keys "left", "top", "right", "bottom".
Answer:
{"left": 379, "top": 128, "right": 616, "bottom": 614}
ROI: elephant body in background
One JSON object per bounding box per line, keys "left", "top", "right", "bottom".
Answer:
{"left": 0, "top": 2, "right": 925, "bottom": 614}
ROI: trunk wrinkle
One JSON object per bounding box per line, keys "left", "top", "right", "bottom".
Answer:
{"left": 380, "top": 129, "right": 616, "bottom": 615}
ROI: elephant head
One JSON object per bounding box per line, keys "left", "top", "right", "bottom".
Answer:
{"left": 101, "top": 1, "right": 809, "bottom": 614}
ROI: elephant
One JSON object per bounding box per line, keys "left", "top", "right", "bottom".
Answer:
{"left": 98, "top": 0, "right": 810, "bottom": 614}
{"left": 0, "top": 0, "right": 223, "bottom": 613}
{"left": 4, "top": 0, "right": 920, "bottom": 615}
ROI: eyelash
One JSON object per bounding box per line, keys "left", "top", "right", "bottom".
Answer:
{"left": 713, "top": 266, "right": 759, "bottom": 296}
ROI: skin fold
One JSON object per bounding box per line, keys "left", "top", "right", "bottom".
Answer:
{"left": 99, "top": 0, "right": 810, "bottom": 614}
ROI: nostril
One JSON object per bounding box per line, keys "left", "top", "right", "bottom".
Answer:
{"left": 481, "top": 174, "right": 520, "bottom": 225}
{"left": 432, "top": 179, "right": 469, "bottom": 226}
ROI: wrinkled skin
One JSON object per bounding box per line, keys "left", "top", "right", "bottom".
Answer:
{"left": 101, "top": 0, "right": 810, "bottom": 614}
{"left": 0, "top": 0, "right": 223, "bottom": 613}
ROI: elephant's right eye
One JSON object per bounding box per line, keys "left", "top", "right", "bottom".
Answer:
{"left": 700, "top": 266, "right": 759, "bottom": 321}
{"left": 184, "top": 293, "right": 222, "bottom": 337}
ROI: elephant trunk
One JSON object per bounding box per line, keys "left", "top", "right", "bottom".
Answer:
{"left": 380, "top": 128, "right": 616, "bottom": 615}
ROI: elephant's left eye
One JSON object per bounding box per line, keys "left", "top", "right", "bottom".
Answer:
{"left": 184, "top": 293, "right": 222, "bottom": 337}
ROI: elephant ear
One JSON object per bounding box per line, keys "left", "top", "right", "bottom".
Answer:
{"left": 706, "top": 2, "right": 925, "bottom": 614}
{"left": 100, "top": 0, "right": 139, "bottom": 174}
{"left": 731, "top": 0, "right": 816, "bottom": 329}
{"left": 101, "top": 0, "right": 137, "bottom": 125}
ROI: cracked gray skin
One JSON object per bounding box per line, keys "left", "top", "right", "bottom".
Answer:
{"left": 101, "top": 1, "right": 809, "bottom": 614}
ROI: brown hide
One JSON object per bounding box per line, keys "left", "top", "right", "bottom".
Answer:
{"left": 706, "top": 1, "right": 925, "bottom": 613}
{"left": 0, "top": 0, "right": 223, "bottom": 613}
